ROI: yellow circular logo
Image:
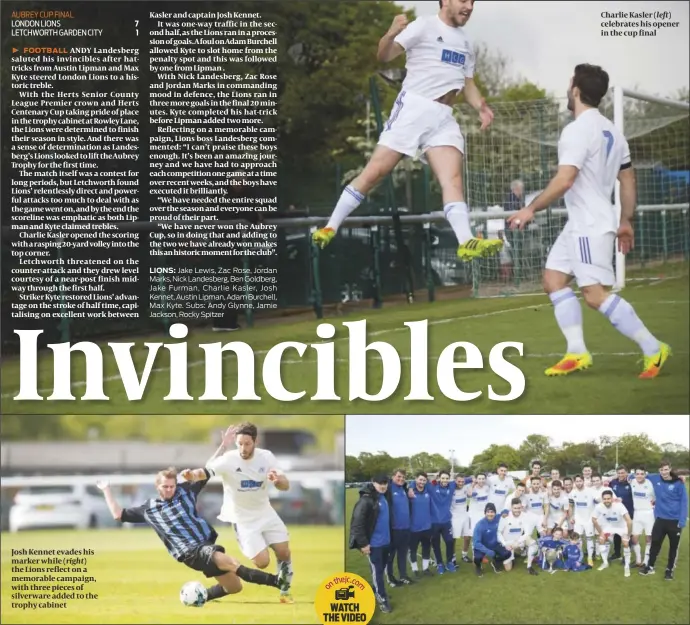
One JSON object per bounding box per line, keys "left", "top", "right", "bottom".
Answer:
{"left": 315, "top": 573, "right": 376, "bottom": 625}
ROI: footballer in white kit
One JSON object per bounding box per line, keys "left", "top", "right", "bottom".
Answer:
{"left": 508, "top": 63, "right": 669, "bottom": 378}
{"left": 497, "top": 499, "right": 539, "bottom": 574}
{"left": 468, "top": 474, "right": 491, "bottom": 530}
{"left": 312, "top": 0, "right": 503, "bottom": 263}
{"left": 206, "top": 423, "right": 294, "bottom": 602}
{"left": 570, "top": 476, "right": 596, "bottom": 564}
{"left": 631, "top": 469, "right": 656, "bottom": 566}
{"left": 488, "top": 464, "right": 516, "bottom": 510}
{"left": 592, "top": 490, "right": 633, "bottom": 575}
{"left": 451, "top": 479, "right": 472, "bottom": 538}
{"left": 544, "top": 481, "right": 570, "bottom": 533}
{"left": 525, "top": 477, "right": 547, "bottom": 535}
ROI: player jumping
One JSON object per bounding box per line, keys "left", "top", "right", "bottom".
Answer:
{"left": 508, "top": 63, "right": 670, "bottom": 378}
{"left": 205, "top": 423, "right": 294, "bottom": 603}
{"left": 312, "top": 0, "right": 502, "bottom": 262}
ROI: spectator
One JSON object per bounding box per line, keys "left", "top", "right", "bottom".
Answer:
{"left": 503, "top": 179, "right": 525, "bottom": 212}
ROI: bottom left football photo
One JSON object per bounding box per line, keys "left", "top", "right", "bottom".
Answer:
{"left": 1, "top": 414, "right": 345, "bottom": 624}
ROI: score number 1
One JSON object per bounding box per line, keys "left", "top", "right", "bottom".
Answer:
{"left": 135, "top": 19, "right": 139, "bottom": 36}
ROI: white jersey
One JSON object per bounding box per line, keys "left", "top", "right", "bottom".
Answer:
{"left": 498, "top": 513, "right": 531, "bottom": 546}
{"left": 468, "top": 485, "right": 491, "bottom": 518}
{"left": 583, "top": 476, "right": 593, "bottom": 488}
{"left": 594, "top": 502, "right": 629, "bottom": 528}
{"left": 589, "top": 486, "right": 607, "bottom": 505}
{"left": 558, "top": 108, "right": 631, "bottom": 235}
{"left": 525, "top": 490, "right": 547, "bottom": 518}
{"left": 631, "top": 479, "right": 655, "bottom": 512}
{"left": 571, "top": 487, "right": 596, "bottom": 521}
{"left": 451, "top": 485, "right": 470, "bottom": 519}
{"left": 504, "top": 492, "right": 527, "bottom": 514}
{"left": 488, "top": 475, "right": 515, "bottom": 509}
{"left": 394, "top": 15, "right": 475, "bottom": 101}
{"left": 206, "top": 447, "right": 281, "bottom": 524}
{"left": 546, "top": 494, "right": 570, "bottom": 524}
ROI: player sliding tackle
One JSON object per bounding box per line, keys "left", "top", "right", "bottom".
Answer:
{"left": 312, "top": 0, "right": 503, "bottom": 262}
{"left": 508, "top": 63, "right": 670, "bottom": 378}
{"left": 96, "top": 468, "right": 290, "bottom": 603}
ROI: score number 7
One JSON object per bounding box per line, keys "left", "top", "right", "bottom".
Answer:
{"left": 135, "top": 19, "right": 139, "bottom": 36}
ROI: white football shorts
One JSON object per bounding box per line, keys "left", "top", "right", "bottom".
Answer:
{"left": 601, "top": 525, "right": 629, "bottom": 541}
{"left": 452, "top": 514, "right": 472, "bottom": 538}
{"left": 378, "top": 90, "right": 464, "bottom": 160}
{"left": 632, "top": 510, "right": 655, "bottom": 536}
{"left": 546, "top": 222, "right": 615, "bottom": 287}
{"left": 232, "top": 513, "right": 289, "bottom": 559}
{"left": 573, "top": 518, "right": 595, "bottom": 537}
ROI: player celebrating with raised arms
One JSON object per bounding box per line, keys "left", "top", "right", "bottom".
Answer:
{"left": 312, "top": 0, "right": 502, "bottom": 262}
{"left": 592, "top": 489, "right": 633, "bottom": 577}
{"left": 96, "top": 468, "right": 289, "bottom": 602}
{"left": 205, "top": 423, "right": 294, "bottom": 603}
{"left": 508, "top": 63, "right": 670, "bottom": 378}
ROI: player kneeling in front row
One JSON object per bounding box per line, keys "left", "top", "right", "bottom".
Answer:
{"left": 508, "top": 63, "right": 670, "bottom": 378}
{"left": 205, "top": 423, "right": 294, "bottom": 604}
{"left": 472, "top": 503, "right": 512, "bottom": 577}
{"left": 313, "top": 2, "right": 502, "bottom": 263}
{"left": 97, "top": 468, "right": 289, "bottom": 603}
{"left": 498, "top": 498, "right": 539, "bottom": 575}
{"left": 592, "top": 489, "right": 633, "bottom": 577}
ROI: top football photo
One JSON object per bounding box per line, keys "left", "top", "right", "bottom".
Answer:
{"left": 1, "top": 0, "right": 688, "bottom": 414}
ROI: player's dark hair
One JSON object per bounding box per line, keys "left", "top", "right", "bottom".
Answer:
{"left": 570, "top": 531, "right": 580, "bottom": 541}
{"left": 659, "top": 459, "right": 671, "bottom": 469}
{"left": 531, "top": 476, "right": 541, "bottom": 483}
{"left": 393, "top": 468, "right": 406, "bottom": 476}
{"left": 551, "top": 480, "right": 562, "bottom": 488}
{"left": 417, "top": 471, "right": 428, "bottom": 479}
{"left": 532, "top": 460, "right": 542, "bottom": 468}
{"left": 636, "top": 466, "right": 646, "bottom": 473}
{"left": 592, "top": 473, "right": 601, "bottom": 479}
{"left": 582, "top": 463, "right": 592, "bottom": 469}
{"left": 510, "top": 497, "right": 522, "bottom": 507}
{"left": 476, "top": 472, "right": 486, "bottom": 479}
{"left": 617, "top": 465, "right": 627, "bottom": 472}
{"left": 438, "top": 470, "right": 450, "bottom": 478}
{"left": 236, "top": 422, "right": 258, "bottom": 441}
{"left": 572, "top": 63, "right": 609, "bottom": 108}
{"left": 552, "top": 526, "right": 563, "bottom": 534}
{"left": 574, "top": 474, "right": 583, "bottom": 480}
{"left": 602, "top": 489, "right": 614, "bottom": 498}
{"left": 439, "top": 0, "right": 443, "bottom": 6}
{"left": 563, "top": 476, "right": 573, "bottom": 483}
{"left": 497, "top": 462, "right": 508, "bottom": 469}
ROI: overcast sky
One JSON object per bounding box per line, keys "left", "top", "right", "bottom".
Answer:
{"left": 345, "top": 415, "right": 690, "bottom": 464}
{"left": 397, "top": 1, "right": 689, "bottom": 98}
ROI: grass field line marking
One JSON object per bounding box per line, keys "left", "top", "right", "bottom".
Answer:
{"left": 2, "top": 299, "right": 686, "bottom": 398}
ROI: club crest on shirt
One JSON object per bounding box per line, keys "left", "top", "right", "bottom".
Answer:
{"left": 441, "top": 49, "right": 466, "bottom": 66}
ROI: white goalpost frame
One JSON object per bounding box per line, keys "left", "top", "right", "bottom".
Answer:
{"left": 613, "top": 86, "right": 690, "bottom": 290}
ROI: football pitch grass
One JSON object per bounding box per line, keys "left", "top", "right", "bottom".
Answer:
{"left": 2, "top": 275, "right": 688, "bottom": 414}
{"left": 344, "top": 490, "right": 690, "bottom": 625}
{"left": 2, "top": 525, "right": 343, "bottom": 624}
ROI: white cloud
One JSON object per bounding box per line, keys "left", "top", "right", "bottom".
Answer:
{"left": 397, "top": 1, "right": 689, "bottom": 98}
{"left": 345, "top": 414, "right": 690, "bottom": 465}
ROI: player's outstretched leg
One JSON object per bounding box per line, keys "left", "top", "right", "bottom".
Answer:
{"left": 584, "top": 288, "right": 671, "bottom": 378}
{"left": 543, "top": 271, "right": 592, "bottom": 376}
{"left": 425, "top": 147, "right": 503, "bottom": 262}
{"left": 312, "top": 146, "right": 403, "bottom": 249}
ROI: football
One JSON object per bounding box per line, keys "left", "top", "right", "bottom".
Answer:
{"left": 179, "top": 581, "right": 207, "bottom": 607}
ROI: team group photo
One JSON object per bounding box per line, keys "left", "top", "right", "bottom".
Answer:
{"left": 345, "top": 414, "right": 689, "bottom": 623}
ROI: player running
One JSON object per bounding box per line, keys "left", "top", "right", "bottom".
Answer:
{"left": 497, "top": 498, "right": 539, "bottom": 575}
{"left": 592, "top": 489, "right": 633, "bottom": 577}
{"left": 205, "top": 423, "right": 294, "bottom": 603}
{"left": 630, "top": 467, "right": 656, "bottom": 567}
{"left": 571, "top": 474, "right": 596, "bottom": 566}
{"left": 312, "top": 0, "right": 502, "bottom": 262}
{"left": 96, "top": 468, "right": 289, "bottom": 602}
{"left": 508, "top": 63, "right": 670, "bottom": 378}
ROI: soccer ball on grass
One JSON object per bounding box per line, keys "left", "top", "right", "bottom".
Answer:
{"left": 180, "top": 581, "right": 207, "bottom": 607}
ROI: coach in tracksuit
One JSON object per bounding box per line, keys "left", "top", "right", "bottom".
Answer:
{"left": 608, "top": 465, "right": 634, "bottom": 562}
{"left": 349, "top": 474, "right": 392, "bottom": 613}
{"left": 639, "top": 461, "right": 688, "bottom": 581}
{"left": 385, "top": 469, "right": 414, "bottom": 587}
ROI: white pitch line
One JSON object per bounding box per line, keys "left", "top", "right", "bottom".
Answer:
{"left": 2, "top": 299, "right": 687, "bottom": 399}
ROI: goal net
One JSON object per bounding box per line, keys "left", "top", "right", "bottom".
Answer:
{"left": 452, "top": 90, "right": 689, "bottom": 297}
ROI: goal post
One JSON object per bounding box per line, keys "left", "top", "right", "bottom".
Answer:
{"left": 613, "top": 86, "right": 690, "bottom": 290}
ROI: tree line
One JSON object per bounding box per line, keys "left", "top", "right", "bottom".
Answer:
{"left": 345, "top": 433, "right": 690, "bottom": 482}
